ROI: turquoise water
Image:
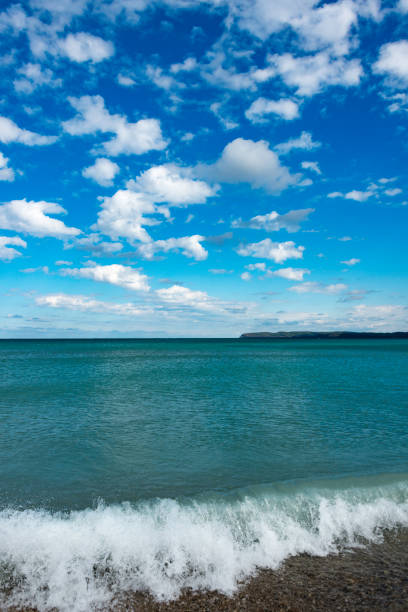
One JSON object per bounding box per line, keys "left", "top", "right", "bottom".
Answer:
{"left": 1, "top": 339, "right": 408, "bottom": 610}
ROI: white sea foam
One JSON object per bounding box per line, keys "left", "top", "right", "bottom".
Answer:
{"left": 1, "top": 479, "right": 408, "bottom": 611}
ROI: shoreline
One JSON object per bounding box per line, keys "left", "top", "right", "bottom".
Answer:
{"left": 112, "top": 529, "right": 408, "bottom": 612}
{"left": 5, "top": 528, "right": 408, "bottom": 611}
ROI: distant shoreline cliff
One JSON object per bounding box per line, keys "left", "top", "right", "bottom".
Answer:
{"left": 240, "top": 331, "right": 408, "bottom": 339}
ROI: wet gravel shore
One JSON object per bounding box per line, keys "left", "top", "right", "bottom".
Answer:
{"left": 113, "top": 529, "right": 408, "bottom": 612}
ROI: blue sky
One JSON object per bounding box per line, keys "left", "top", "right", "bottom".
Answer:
{"left": 0, "top": 0, "right": 407, "bottom": 337}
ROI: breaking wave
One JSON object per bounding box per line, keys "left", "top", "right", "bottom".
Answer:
{"left": 1, "top": 474, "right": 408, "bottom": 611}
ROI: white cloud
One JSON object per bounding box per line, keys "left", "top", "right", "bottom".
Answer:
{"left": 275, "top": 131, "right": 321, "bottom": 155}
{"left": 82, "top": 158, "right": 120, "bottom": 186}
{"left": 92, "top": 189, "right": 163, "bottom": 243}
{"left": 13, "top": 62, "right": 61, "bottom": 94}
{"left": 329, "top": 189, "right": 374, "bottom": 201}
{"left": 271, "top": 267, "right": 310, "bottom": 281}
{"left": 0, "top": 199, "right": 80, "bottom": 238}
{"left": 398, "top": 0, "right": 408, "bottom": 12}
{"left": 233, "top": 208, "right": 314, "bottom": 233}
{"left": 128, "top": 164, "right": 216, "bottom": 206}
{"left": 267, "top": 52, "right": 362, "bottom": 96}
{"left": 156, "top": 284, "right": 224, "bottom": 313}
{"left": 341, "top": 258, "right": 360, "bottom": 266}
{"left": 58, "top": 32, "right": 114, "bottom": 63}
{"left": 241, "top": 271, "right": 251, "bottom": 281}
{"left": 138, "top": 235, "right": 207, "bottom": 261}
{"left": 202, "top": 138, "right": 297, "bottom": 194}
{"left": 290, "top": 0, "right": 358, "bottom": 56}
{"left": 36, "top": 293, "right": 149, "bottom": 316}
{"left": 245, "top": 262, "right": 266, "bottom": 271}
{"left": 345, "top": 189, "right": 374, "bottom": 201}
{"left": 290, "top": 281, "right": 347, "bottom": 294}
{"left": 373, "top": 40, "right": 408, "bottom": 86}
{"left": 0, "top": 152, "right": 14, "bottom": 181}
{"left": 63, "top": 95, "right": 167, "bottom": 156}
{"left": 117, "top": 74, "right": 136, "bottom": 86}
{"left": 237, "top": 239, "right": 304, "bottom": 263}
{"left": 0, "top": 235, "right": 27, "bottom": 260}
{"left": 0, "top": 116, "right": 57, "bottom": 145}
{"left": 62, "top": 263, "right": 150, "bottom": 292}
{"left": 245, "top": 97, "right": 300, "bottom": 122}
{"left": 301, "top": 161, "right": 321, "bottom": 174}
{"left": 385, "top": 187, "right": 402, "bottom": 196}
{"left": 349, "top": 304, "right": 408, "bottom": 329}
{"left": 66, "top": 233, "right": 123, "bottom": 255}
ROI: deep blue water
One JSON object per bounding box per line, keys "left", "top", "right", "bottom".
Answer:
{"left": 1, "top": 338, "right": 408, "bottom": 610}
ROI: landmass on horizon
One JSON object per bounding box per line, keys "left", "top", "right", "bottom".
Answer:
{"left": 240, "top": 331, "right": 408, "bottom": 339}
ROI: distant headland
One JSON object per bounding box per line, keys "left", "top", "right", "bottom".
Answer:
{"left": 240, "top": 331, "right": 408, "bottom": 339}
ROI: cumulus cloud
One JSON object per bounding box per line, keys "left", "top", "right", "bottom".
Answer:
{"left": 245, "top": 262, "right": 266, "bottom": 271}
{"left": 63, "top": 95, "right": 167, "bottom": 156}
{"left": 36, "top": 293, "right": 149, "bottom": 316}
{"left": 82, "top": 158, "right": 120, "bottom": 186}
{"left": 232, "top": 208, "right": 314, "bottom": 233}
{"left": 117, "top": 74, "right": 136, "bottom": 87}
{"left": 156, "top": 284, "right": 224, "bottom": 312}
{"left": 201, "top": 138, "right": 297, "bottom": 194}
{"left": 92, "top": 189, "right": 163, "bottom": 243}
{"left": 237, "top": 239, "right": 305, "bottom": 263}
{"left": 127, "top": 164, "right": 216, "bottom": 206}
{"left": 62, "top": 263, "right": 150, "bottom": 292}
{"left": 290, "top": 281, "right": 347, "bottom": 294}
{"left": 301, "top": 161, "right": 321, "bottom": 174}
{"left": 373, "top": 40, "right": 408, "bottom": 87}
{"left": 13, "top": 62, "right": 61, "bottom": 94}
{"left": 341, "top": 258, "right": 360, "bottom": 266}
{"left": 245, "top": 98, "right": 300, "bottom": 122}
{"left": 0, "top": 116, "right": 57, "bottom": 145}
{"left": 275, "top": 131, "right": 321, "bottom": 155}
{"left": 0, "top": 235, "right": 27, "bottom": 260}
{"left": 138, "top": 235, "right": 208, "bottom": 261}
{"left": 267, "top": 52, "right": 362, "bottom": 96}
{"left": 0, "top": 152, "right": 14, "bottom": 181}
{"left": 271, "top": 267, "right": 310, "bottom": 281}
{"left": 66, "top": 233, "right": 123, "bottom": 256}
{"left": 329, "top": 189, "right": 374, "bottom": 201}
{"left": 0, "top": 199, "right": 80, "bottom": 238}
{"left": 58, "top": 32, "right": 114, "bottom": 63}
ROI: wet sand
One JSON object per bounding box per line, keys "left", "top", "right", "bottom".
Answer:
{"left": 113, "top": 529, "right": 408, "bottom": 612}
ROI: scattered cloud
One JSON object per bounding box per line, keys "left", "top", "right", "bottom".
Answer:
{"left": 0, "top": 116, "right": 57, "bottom": 145}
{"left": 61, "top": 263, "right": 150, "bottom": 291}
{"left": 245, "top": 98, "right": 300, "bottom": 123}
{"left": 373, "top": 40, "right": 408, "bottom": 87}
{"left": 290, "top": 281, "right": 347, "bottom": 294}
{"left": 267, "top": 52, "right": 362, "bottom": 96}
{"left": 0, "top": 199, "right": 80, "bottom": 238}
{"left": 36, "top": 293, "right": 149, "bottom": 316}
{"left": 301, "top": 160, "right": 321, "bottom": 174}
{"left": 58, "top": 32, "right": 114, "bottom": 63}
{"left": 138, "top": 235, "right": 208, "bottom": 260}
{"left": 63, "top": 95, "right": 167, "bottom": 156}
{"left": 127, "top": 164, "right": 216, "bottom": 206}
{"left": 232, "top": 208, "right": 314, "bottom": 233}
{"left": 0, "top": 152, "right": 15, "bottom": 181}
{"left": 341, "top": 258, "right": 360, "bottom": 266}
{"left": 237, "top": 239, "right": 304, "bottom": 263}
{"left": 201, "top": 138, "right": 297, "bottom": 193}
{"left": 0, "top": 235, "right": 27, "bottom": 260}
{"left": 270, "top": 267, "right": 311, "bottom": 281}
{"left": 275, "top": 131, "right": 321, "bottom": 155}
{"left": 82, "top": 158, "right": 120, "bottom": 186}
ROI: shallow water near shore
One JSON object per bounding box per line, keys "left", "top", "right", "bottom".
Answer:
{"left": 1, "top": 338, "right": 408, "bottom": 610}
